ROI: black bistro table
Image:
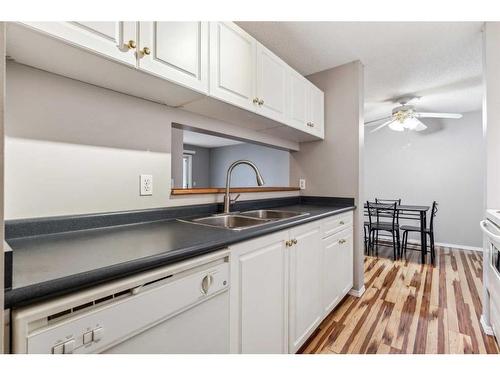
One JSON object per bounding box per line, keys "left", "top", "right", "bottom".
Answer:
{"left": 364, "top": 203, "right": 431, "bottom": 263}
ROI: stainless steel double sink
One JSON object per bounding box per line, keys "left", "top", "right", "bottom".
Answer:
{"left": 181, "top": 209, "right": 309, "bottom": 231}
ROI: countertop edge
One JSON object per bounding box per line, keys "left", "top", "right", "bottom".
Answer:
{"left": 5, "top": 205, "right": 355, "bottom": 309}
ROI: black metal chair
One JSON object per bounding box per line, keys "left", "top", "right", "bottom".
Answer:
{"left": 366, "top": 201, "right": 400, "bottom": 260}
{"left": 401, "top": 201, "right": 438, "bottom": 264}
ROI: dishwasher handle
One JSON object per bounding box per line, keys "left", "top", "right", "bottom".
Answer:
{"left": 201, "top": 274, "right": 214, "bottom": 295}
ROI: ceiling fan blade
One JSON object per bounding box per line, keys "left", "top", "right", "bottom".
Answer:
{"left": 365, "top": 116, "right": 392, "bottom": 126}
{"left": 370, "top": 120, "right": 394, "bottom": 133}
{"left": 416, "top": 112, "right": 463, "bottom": 119}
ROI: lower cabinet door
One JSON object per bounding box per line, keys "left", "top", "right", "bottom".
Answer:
{"left": 322, "top": 227, "right": 354, "bottom": 315}
{"left": 288, "top": 223, "right": 322, "bottom": 353}
{"left": 322, "top": 232, "right": 344, "bottom": 315}
{"left": 229, "top": 232, "right": 288, "bottom": 353}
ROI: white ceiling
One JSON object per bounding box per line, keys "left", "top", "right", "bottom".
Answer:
{"left": 237, "top": 22, "right": 483, "bottom": 122}
{"left": 183, "top": 130, "right": 243, "bottom": 148}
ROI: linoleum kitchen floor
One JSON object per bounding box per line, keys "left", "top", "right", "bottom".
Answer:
{"left": 300, "top": 246, "right": 500, "bottom": 354}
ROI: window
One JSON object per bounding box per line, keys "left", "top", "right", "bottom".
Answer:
{"left": 182, "top": 153, "right": 193, "bottom": 188}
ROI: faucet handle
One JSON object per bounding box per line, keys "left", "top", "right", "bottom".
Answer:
{"left": 230, "top": 194, "right": 241, "bottom": 204}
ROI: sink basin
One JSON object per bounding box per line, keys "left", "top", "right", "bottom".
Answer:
{"left": 240, "top": 209, "right": 309, "bottom": 220}
{"left": 188, "top": 214, "right": 271, "bottom": 230}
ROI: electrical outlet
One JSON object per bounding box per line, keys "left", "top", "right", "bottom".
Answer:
{"left": 140, "top": 175, "right": 153, "bottom": 196}
{"left": 299, "top": 179, "right": 306, "bottom": 190}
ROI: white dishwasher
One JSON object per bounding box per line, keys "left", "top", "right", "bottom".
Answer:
{"left": 11, "top": 250, "right": 230, "bottom": 354}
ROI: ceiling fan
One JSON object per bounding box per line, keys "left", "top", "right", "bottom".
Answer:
{"left": 365, "top": 97, "right": 463, "bottom": 133}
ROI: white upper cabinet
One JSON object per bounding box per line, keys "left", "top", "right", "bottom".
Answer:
{"left": 288, "top": 223, "right": 322, "bottom": 353}
{"left": 255, "top": 43, "right": 288, "bottom": 123}
{"left": 138, "top": 22, "right": 209, "bottom": 94}
{"left": 288, "top": 70, "right": 309, "bottom": 130}
{"left": 308, "top": 83, "right": 325, "bottom": 138}
{"left": 209, "top": 22, "right": 256, "bottom": 112}
{"left": 22, "top": 22, "right": 137, "bottom": 65}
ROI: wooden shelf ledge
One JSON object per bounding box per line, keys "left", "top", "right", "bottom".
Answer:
{"left": 171, "top": 187, "right": 300, "bottom": 195}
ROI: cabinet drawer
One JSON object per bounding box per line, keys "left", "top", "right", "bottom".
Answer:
{"left": 321, "top": 212, "right": 353, "bottom": 238}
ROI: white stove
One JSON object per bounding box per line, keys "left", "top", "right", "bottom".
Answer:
{"left": 480, "top": 210, "right": 500, "bottom": 339}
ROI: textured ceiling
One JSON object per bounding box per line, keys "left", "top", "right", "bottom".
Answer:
{"left": 237, "top": 22, "right": 483, "bottom": 122}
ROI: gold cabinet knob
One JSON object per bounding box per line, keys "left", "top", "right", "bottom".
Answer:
{"left": 307, "top": 122, "right": 315, "bottom": 127}
{"left": 253, "top": 97, "right": 260, "bottom": 104}
{"left": 258, "top": 99, "right": 264, "bottom": 106}
{"left": 292, "top": 239, "right": 298, "bottom": 245}
{"left": 339, "top": 220, "right": 345, "bottom": 225}
{"left": 339, "top": 239, "right": 346, "bottom": 244}
{"left": 141, "top": 47, "right": 151, "bottom": 56}
{"left": 126, "top": 40, "right": 136, "bottom": 49}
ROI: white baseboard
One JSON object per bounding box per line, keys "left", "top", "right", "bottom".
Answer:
{"left": 481, "top": 315, "right": 494, "bottom": 336}
{"left": 403, "top": 238, "right": 482, "bottom": 252}
{"left": 348, "top": 285, "right": 365, "bottom": 298}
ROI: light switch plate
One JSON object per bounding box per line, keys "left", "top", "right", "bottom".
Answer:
{"left": 140, "top": 175, "right": 153, "bottom": 196}
{"left": 299, "top": 179, "right": 306, "bottom": 190}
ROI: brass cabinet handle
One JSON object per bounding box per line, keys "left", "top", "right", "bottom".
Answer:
{"left": 307, "top": 122, "right": 314, "bottom": 127}
{"left": 141, "top": 47, "right": 151, "bottom": 56}
{"left": 258, "top": 99, "right": 264, "bottom": 106}
{"left": 285, "top": 240, "right": 291, "bottom": 247}
{"left": 125, "top": 40, "right": 136, "bottom": 49}
{"left": 339, "top": 239, "right": 346, "bottom": 244}
{"left": 253, "top": 97, "right": 260, "bottom": 104}
{"left": 292, "top": 239, "right": 298, "bottom": 245}
{"left": 339, "top": 221, "right": 345, "bottom": 225}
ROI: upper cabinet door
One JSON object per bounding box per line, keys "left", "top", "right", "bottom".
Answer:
{"left": 255, "top": 43, "right": 288, "bottom": 123}
{"left": 288, "top": 71, "right": 309, "bottom": 130}
{"left": 22, "top": 22, "right": 137, "bottom": 65}
{"left": 209, "top": 22, "right": 256, "bottom": 112}
{"left": 307, "top": 84, "right": 325, "bottom": 138}
{"left": 138, "top": 22, "right": 209, "bottom": 94}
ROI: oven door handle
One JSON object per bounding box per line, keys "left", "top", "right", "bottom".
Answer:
{"left": 480, "top": 220, "right": 500, "bottom": 241}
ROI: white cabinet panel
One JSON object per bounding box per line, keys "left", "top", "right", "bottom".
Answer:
{"left": 255, "top": 43, "right": 288, "bottom": 123}
{"left": 288, "top": 223, "right": 322, "bottom": 353}
{"left": 322, "top": 227, "right": 353, "bottom": 315}
{"left": 288, "top": 70, "right": 309, "bottom": 130}
{"left": 229, "top": 232, "right": 288, "bottom": 353}
{"left": 138, "top": 22, "right": 208, "bottom": 93}
{"left": 322, "top": 232, "right": 344, "bottom": 315}
{"left": 308, "top": 83, "right": 325, "bottom": 138}
{"left": 209, "top": 22, "right": 256, "bottom": 112}
{"left": 22, "top": 22, "right": 137, "bottom": 65}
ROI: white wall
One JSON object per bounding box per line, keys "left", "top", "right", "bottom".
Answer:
{"left": 290, "top": 61, "right": 365, "bottom": 293}
{"left": 364, "top": 110, "right": 484, "bottom": 248}
{"left": 5, "top": 62, "right": 298, "bottom": 219}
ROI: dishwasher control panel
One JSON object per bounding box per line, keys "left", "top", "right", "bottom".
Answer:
{"left": 51, "top": 327, "right": 104, "bottom": 354}
{"left": 23, "top": 260, "right": 229, "bottom": 353}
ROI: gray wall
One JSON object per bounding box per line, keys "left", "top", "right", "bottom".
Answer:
{"left": 171, "top": 128, "right": 184, "bottom": 188}
{"left": 364, "top": 110, "right": 484, "bottom": 248}
{"left": 5, "top": 62, "right": 299, "bottom": 219}
{"left": 210, "top": 143, "right": 290, "bottom": 187}
{"left": 184, "top": 144, "right": 211, "bottom": 188}
{"left": 291, "top": 61, "right": 365, "bottom": 293}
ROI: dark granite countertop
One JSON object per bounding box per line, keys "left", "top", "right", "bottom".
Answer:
{"left": 4, "top": 196, "right": 355, "bottom": 309}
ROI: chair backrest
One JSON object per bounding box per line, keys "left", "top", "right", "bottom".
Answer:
{"left": 375, "top": 198, "right": 401, "bottom": 223}
{"left": 367, "top": 201, "right": 397, "bottom": 228}
{"left": 429, "top": 201, "right": 438, "bottom": 232}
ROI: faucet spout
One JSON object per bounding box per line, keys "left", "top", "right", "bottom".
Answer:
{"left": 224, "top": 160, "right": 265, "bottom": 214}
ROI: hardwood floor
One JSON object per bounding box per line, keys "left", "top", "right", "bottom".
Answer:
{"left": 300, "top": 245, "right": 500, "bottom": 354}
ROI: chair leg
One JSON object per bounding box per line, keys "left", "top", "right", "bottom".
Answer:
{"left": 402, "top": 231, "right": 407, "bottom": 258}
{"left": 392, "top": 231, "right": 397, "bottom": 261}
{"left": 376, "top": 230, "right": 379, "bottom": 256}
{"left": 396, "top": 231, "right": 401, "bottom": 259}
{"left": 429, "top": 232, "right": 435, "bottom": 264}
